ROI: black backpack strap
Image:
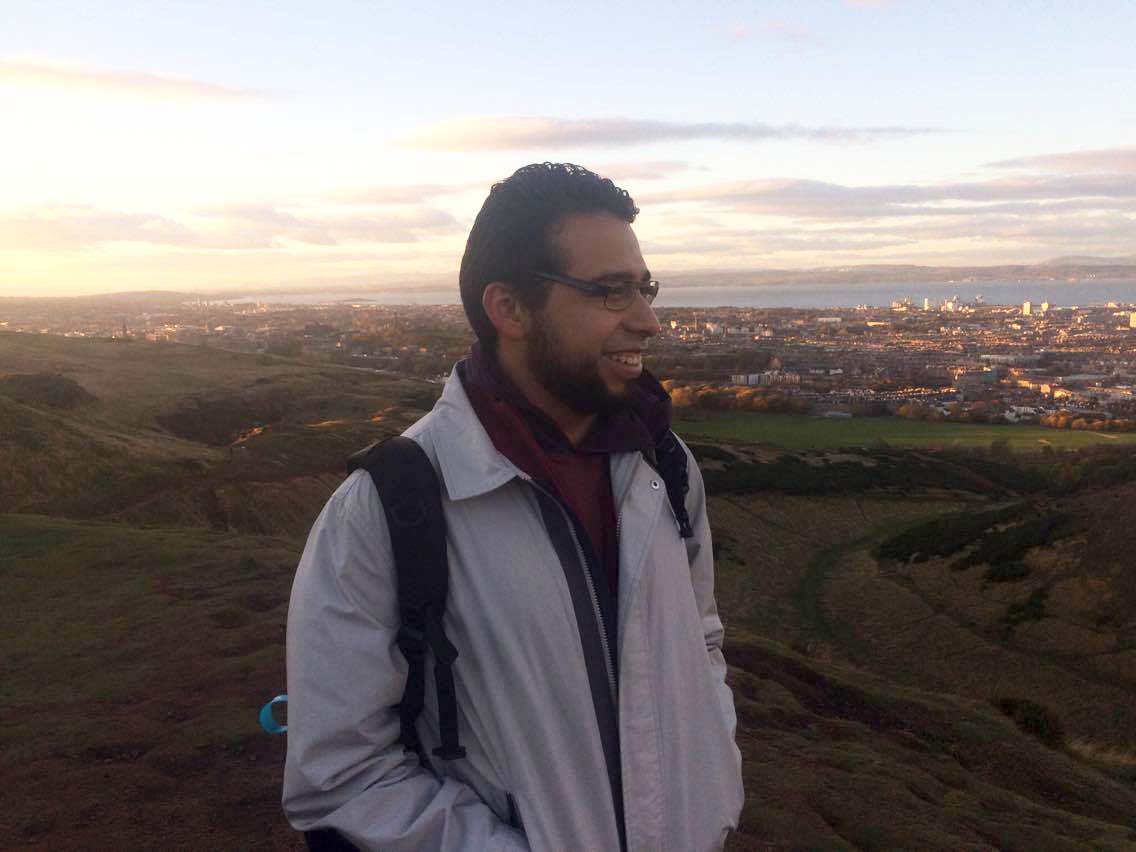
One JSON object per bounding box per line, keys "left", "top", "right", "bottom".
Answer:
{"left": 347, "top": 436, "right": 466, "bottom": 767}
{"left": 653, "top": 430, "right": 694, "bottom": 539}
{"left": 304, "top": 828, "right": 360, "bottom": 852}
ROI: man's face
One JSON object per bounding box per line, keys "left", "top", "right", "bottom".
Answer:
{"left": 522, "top": 212, "right": 660, "bottom": 416}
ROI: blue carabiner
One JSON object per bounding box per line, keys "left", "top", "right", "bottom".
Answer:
{"left": 259, "top": 694, "right": 288, "bottom": 734}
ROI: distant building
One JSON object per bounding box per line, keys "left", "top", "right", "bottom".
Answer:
{"left": 730, "top": 371, "right": 800, "bottom": 387}
{"left": 1022, "top": 300, "right": 1033, "bottom": 316}
{"left": 1040, "top": 301, "right": 1051, "bottom": 314}
{"left": 923, "top": 297, "right": 931, "bottom": 311}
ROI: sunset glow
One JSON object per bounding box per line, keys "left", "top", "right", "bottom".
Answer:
{"left": 2, "top": 1, "right": 1134, "bottom": 297}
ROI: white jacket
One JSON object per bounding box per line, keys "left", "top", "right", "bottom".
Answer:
{"left": 284, "top": 370, "right": 744, "bottom": 851}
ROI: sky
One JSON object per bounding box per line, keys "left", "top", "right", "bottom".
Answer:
{"left": 1, "top": 0, "right": 1134, "bottom": 297}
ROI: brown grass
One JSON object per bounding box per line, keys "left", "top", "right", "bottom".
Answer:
{"left": 1068, "top": 738, "right": 1136, "bottom": 768}
{"left": 5, "top": 332, "right": 1136, "bottom": 849}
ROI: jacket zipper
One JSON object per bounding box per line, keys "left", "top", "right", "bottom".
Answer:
{"left": 563, "top": 511, "right": 618, "bottom": 706}
{"left": 512, "top": 468, "right": 627, "bottom": 852}
{"left": 520, "top": 473, "right": 618, "bottom": 707}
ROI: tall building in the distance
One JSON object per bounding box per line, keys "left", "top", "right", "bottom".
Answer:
{"left": 1130, "top": 312, "right": 1136, "bottom": 329}
{"left": 1040, "top": 301, "right": 1051, "bottom": 314}
{"left": 923, "top": 297, "right": 931, "bottom": 311}
{"left": 1022, "top": 300, "right": 1033, "bottom": 316}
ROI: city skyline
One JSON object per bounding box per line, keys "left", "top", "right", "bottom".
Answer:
{"left": 2, "top": 0, "right": 1135, "bottom": 297}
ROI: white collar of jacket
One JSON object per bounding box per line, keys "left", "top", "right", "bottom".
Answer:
{"left": 406, "top": 368, "right": 532, "bottom": 502}
{"left": 406, "top": 368, "right": 643, "bottom": 507}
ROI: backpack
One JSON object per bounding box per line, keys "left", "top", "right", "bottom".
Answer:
{"left": 346, "top": 435, "right": 466, "bottom": 768}
{"left": 260, "top": 436, "right": 464, "bottom": 761}
{"left": 338, "top": 432, "right": 692, "bottom": 761}
{"left": 261, "top": 433, "right": 692, "bottom": 848}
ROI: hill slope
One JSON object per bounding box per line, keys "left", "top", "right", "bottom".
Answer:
{"left": 0, "top": 331, "right": 428, "bottom": 523}
{"left": 4, "top": 514, "right": 1134, "bottom": 849}
{"left": 3, "top": 332, "right": 1136, "bottom": 848}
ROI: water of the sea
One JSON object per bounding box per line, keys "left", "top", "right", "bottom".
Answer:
{"left": 225, "top": 279, "right": 1135, "bottom": 309}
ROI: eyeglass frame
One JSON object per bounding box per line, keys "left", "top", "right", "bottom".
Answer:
{"left": 529, "top": 271, "right": 659, "bottom": 311}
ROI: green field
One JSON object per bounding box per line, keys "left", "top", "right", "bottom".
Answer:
{"left": 676, "top": 411, "right": 1136, "bottom": 452}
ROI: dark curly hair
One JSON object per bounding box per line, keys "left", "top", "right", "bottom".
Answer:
{"left": 459, "top": 162, "right": 639, "bottom": 349}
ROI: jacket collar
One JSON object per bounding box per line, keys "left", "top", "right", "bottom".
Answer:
{"left": 460, "top": 342, "right": 672, "bottom": 457}
{"left": 424, "top": 367, "right": 529, "bottom": 502}
{"left": 424, "top": 352, "right": 674, "bottom": 504}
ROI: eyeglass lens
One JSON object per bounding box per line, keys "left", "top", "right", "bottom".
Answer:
{"left": 605, "top": 282, "right": 657, "bottom": 309}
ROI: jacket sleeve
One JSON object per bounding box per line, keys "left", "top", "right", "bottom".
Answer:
{"left": 283, "top": 471, "right": 529, "bottom": 852}
{"left": 680, "top": 444, "right": 745, "bottom": 816}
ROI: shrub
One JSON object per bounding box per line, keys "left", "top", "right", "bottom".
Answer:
{"left": 689, "top": 443, "right": 736, "bottom": 463}
{"left": 1003, "top": 587, "right": 1048, "bottom": 628}
{"left": 873, "top": 503, "right": 1030, "bottom": 562}
{"left": 952, "top": 512, "right": 1071, "bottom": 572}
{"left": 984, "top": 561, "right": 1031, "bottom": 582}
{"left": 0, "top": 373, "right": 97, "bottom": 409}
{"left": 991, "top": 696, "right": 1066, "bottom": 749}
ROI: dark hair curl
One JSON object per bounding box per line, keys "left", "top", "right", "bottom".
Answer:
{"left": 459, "top": 162, "right": 638, "bottom": 348}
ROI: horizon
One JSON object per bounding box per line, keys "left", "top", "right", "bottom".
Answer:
{"left": 2, "top": 1, "right": 1135, "bottom": 297}
{"left": 4, "top": 254, "right": 1136, "bottom": 302}
{"left": 4, "top": 276, "right": 1135, "bottom": 312}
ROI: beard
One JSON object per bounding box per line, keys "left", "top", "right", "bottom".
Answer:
{"left": 525, "top": 309, "right": 632, "bottom": 417}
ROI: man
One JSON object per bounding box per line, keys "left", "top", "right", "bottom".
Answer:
{"left": 284, "top": 163, "right": 743, "bottom": 851}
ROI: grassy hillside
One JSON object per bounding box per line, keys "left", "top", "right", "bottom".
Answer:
{"left": 726, "top": 636, "right": 1136, "bottom": 850}
{"left": 677, "top": 410, "right": 1136, "bottom": 452}
{"left": 709, "top": 491, "right": 1136, "bottom": 753}
{"left": 0, "top": 331, "right": 429, "bottom": 521}
{"left": 3, "top": 332, "right": 1135, "bottom": 848}
{"left": 0, "top": 514, "right": 298, "bottom": 848}
{"left": 4, "top": 514, "right": 1134, "bottom": 850}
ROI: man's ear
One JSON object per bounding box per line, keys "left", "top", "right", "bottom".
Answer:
{"left": 482, "top": 282, "right": 528, "bottom": 343}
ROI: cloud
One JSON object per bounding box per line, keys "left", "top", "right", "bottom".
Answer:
{"left": 0, "top": 203, "right": 462, "bottom": 250}
{"left": 589, "top": 160, "right": 701, "bottom": 181}
{"left": 988, "top": 145, "right": 1136, "bottom": 174}
{"left": 642, "top": 233, "right": 911, "bottom": 257}
{"left": 0, "top": 58, "right": 261, "bottom": 102}
{"left": 0, "top": 205, "right": 198, "bottom": 249}
{"left": 325, "top": 184, "right": 467, "bottom": 204}
{"left": 197, "top": 204, "right": 463, "bottom": 247}
{"left": 641, "top": 174, "right": 1136, "bottom": 219}
{"left": 641, "top": 204, "right": 1136, "bottom": 264}
{"left": 758, "top": 212, "right": 1136, "bottom": 246}
{"left": 394, "top": 116, "right": 942, "bottom": 150}
{"left": 635, "top": 163, "right": 1136, "bottom": 262}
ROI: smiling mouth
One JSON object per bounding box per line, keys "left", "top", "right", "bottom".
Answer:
{"left": 603, "top": 351, "right": 643, "bottom": 367}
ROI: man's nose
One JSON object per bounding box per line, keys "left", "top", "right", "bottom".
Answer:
{"left": 623, "top": 291, "right": 661, "bottom": 337}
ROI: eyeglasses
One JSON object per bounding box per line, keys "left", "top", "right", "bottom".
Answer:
{"left": 530, "top": 271, "right": 659, "bottom": 311}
